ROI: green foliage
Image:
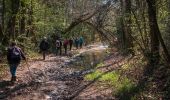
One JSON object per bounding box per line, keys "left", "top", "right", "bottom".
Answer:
{"left": 116, "top": 78, "right": 136, "bottom": 99}
{"left": 85, "top": 70, "right": 102, "bottom": 80}
{"left": 96, "top": 62, "right": 104, "bottom": 68}
{"left": 100, "top": 72, "right": 120, "bottom": 85}
{"left": 85, "top": 70, "right": 135, "bottom": 98}
{"left": 0, "top": 43, "right": 6, "bottom": 55}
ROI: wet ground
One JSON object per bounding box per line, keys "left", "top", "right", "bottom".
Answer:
{"left": 0, "top": 44, "right": 120, "bottom": 100}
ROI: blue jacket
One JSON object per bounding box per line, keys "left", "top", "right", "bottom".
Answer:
{"left": 79, "top": 37, "right": 84, "bottom": 44}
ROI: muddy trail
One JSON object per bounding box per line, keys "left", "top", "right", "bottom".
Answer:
{"left": 0, "top": 44, "right": 123, "bottom": 100}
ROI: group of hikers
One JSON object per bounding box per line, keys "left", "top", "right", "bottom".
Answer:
{"left": 6, "top": 36, "right": 84, "bottom": 84}
{"left": 39, "top": 36, "right": 84, "bottom": 60}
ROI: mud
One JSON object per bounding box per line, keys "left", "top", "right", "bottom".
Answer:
{"left": 0, "top": 44, "right": 115, "bottom": 100}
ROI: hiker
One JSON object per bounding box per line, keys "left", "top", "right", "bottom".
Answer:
{"left": 63, "top": 39, "right": 69, "bottom": 55}
{"left": 59, "top": 39, "right": 63, "bottom": 55}
{"left": 69, "top": 38, "right": 73, "bottom": 51}
{"left": 79, "top": 36, "right": 84, "bottom": 49}
{"left": 7, "top": 41, "right": 26, "bottom": 83}
{"left": 39, "top": 37, "right": 50, "bottom": 60}
{"left": 74, "top": 37, "right": 79, "bottom": 49}
{"left": 56, "top": 39, "right": 62, "bottom": 55}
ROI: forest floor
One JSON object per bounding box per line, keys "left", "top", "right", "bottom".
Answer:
{"left": 0, "top": 44, "right": 121, "bottom": 100}
{"left": 0, "top": 44, "right": 167, "bottom": 100}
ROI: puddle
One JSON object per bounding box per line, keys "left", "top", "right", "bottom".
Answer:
{"left": 68, "top": 45, "right": 109, "bottom": 70}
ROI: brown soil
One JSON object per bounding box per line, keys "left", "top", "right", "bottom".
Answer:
{"left": 0, "top": 44, "right": 125, "bottom": 100}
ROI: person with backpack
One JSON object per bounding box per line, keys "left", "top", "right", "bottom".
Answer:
{"left": 63, "top": 39, "right": 69, "bottom": 55}
{"left": 69, "top": 38, "right": 73, "bottom": 51}
{"left": 56, "top": 39, "right": 62, "bottom": 55}
{"left": 7, "top": 41, "right": 26, "bottom": 83}
{"left": 79, "top": 36, "right": 84, "bottom": 49}
{"left": 39, "top": 37, "right": 50, "bottom": 60}
{"left": 74, "top": 37, "right": 79, "bottom": 49}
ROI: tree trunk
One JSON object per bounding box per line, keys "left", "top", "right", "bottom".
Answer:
{"left": 20, "top": 1, "right": 26, "bottom": 34}
{"left": 2, "top": 0, "right": 5, "bottom": 30}
{"left": 166, "top": 0, "right": 170, "bottom": 59}
{"left": 27, "top": 0, "right": 37, "bottom": 44}
{"left": 7, "top": 0, "right": 20, "bottom": 40}
{"left": 124, "top": 0, "right": 133, "bottom": 51}
{"left": 120, "top": 0, "right": 133, "bottom": 54}
{"left": 146, "top": 0, "right": 170, "bottom": 63}
{"left": 0, "top": 0, "right": 4, "bottom": 42}
{"left": 0, "top": 24, "right": 3, "bottom": 42}
{"left": 146, "top": 0, "right": 160, "bottom": 64}
{"left": 119, "top": 0, "right": 125, "bottom": 51}
{"left": 27, "top": 0, "right": 33, "bottom": 37}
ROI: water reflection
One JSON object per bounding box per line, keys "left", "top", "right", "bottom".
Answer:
{"left": 70, "top": 48, "right": 108, "bottom": 70}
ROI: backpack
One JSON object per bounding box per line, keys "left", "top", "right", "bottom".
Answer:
{"left": 79, "top": 37, "right": 83, "bottom": 43}
{"left": 56, "top": 40, "right": 60, "bottom": 47}
{"left": 40, "top": 40, "right": 49, "bottom": 50}
{"left": 10, "top": 47, "right": 21, "bottom": 60}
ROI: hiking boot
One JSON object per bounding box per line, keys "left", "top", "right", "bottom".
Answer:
{"left": 10, "top": 76, "right": 16, "bottom": 85}
{"left": 11, "top": 76, "right": 16, "bottom": 82}
{"left": 13, "top": 76, "right": 16, "bottom": 81}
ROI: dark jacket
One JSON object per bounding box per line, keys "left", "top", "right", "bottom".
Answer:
{"left": 69, "top": 39, "right": 73, "bottom": 45}
{"left": 60, "top": 41, "right": 62, "bottom": 47}
{"left": 75, "top": 39, "right": 79, "bottom": 45}
{"left": 39, "top": 40, "right": 50, "bottom": 51}
{"left": 7, "top": 46, "right": 26, "bottom": 64}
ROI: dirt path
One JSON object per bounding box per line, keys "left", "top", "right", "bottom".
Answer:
{"left": 0, "top": 44, "right": 124, "bottom": 100}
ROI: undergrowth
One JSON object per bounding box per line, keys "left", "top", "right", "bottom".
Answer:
{"left": 85, "top": 70, "right": 135, "bottom": 99}
{"left": 84, "top": 54, "right": 165, "bottom": 100}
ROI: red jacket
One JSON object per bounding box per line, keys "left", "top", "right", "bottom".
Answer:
{"left": 63, "top": 40, "right": 69, "bottom": 46}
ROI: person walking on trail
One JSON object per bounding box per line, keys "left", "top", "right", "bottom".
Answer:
{"left": 79, "top": 36, "right": 84, "bottom": 49}
{"left": 59, "top": 39, "right": 62, "bottom": 55}
{"left": 63, "top": 39, "right": 69, "bottom": 55}
{"left": 56, "top": 39, "right": 62, "bottom": 55}
{"left": 69, "top": 38, "right": 73, "bottom": 51}
{"left": 74, "top": 37, "right": 79, "bottom": 49}
{"left": 39, "top": 37, "right": 50, "bottom": 60}
{"left": 7, "top": 41, "right": 26, "bottom": 84}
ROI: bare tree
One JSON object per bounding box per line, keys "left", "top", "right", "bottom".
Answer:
{"left": 146, "top": 0, "right": 170, "bottom": 64}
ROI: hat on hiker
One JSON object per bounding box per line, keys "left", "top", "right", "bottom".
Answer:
{"left": 43, "top": 37, "right": 47, "bottom": 40}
